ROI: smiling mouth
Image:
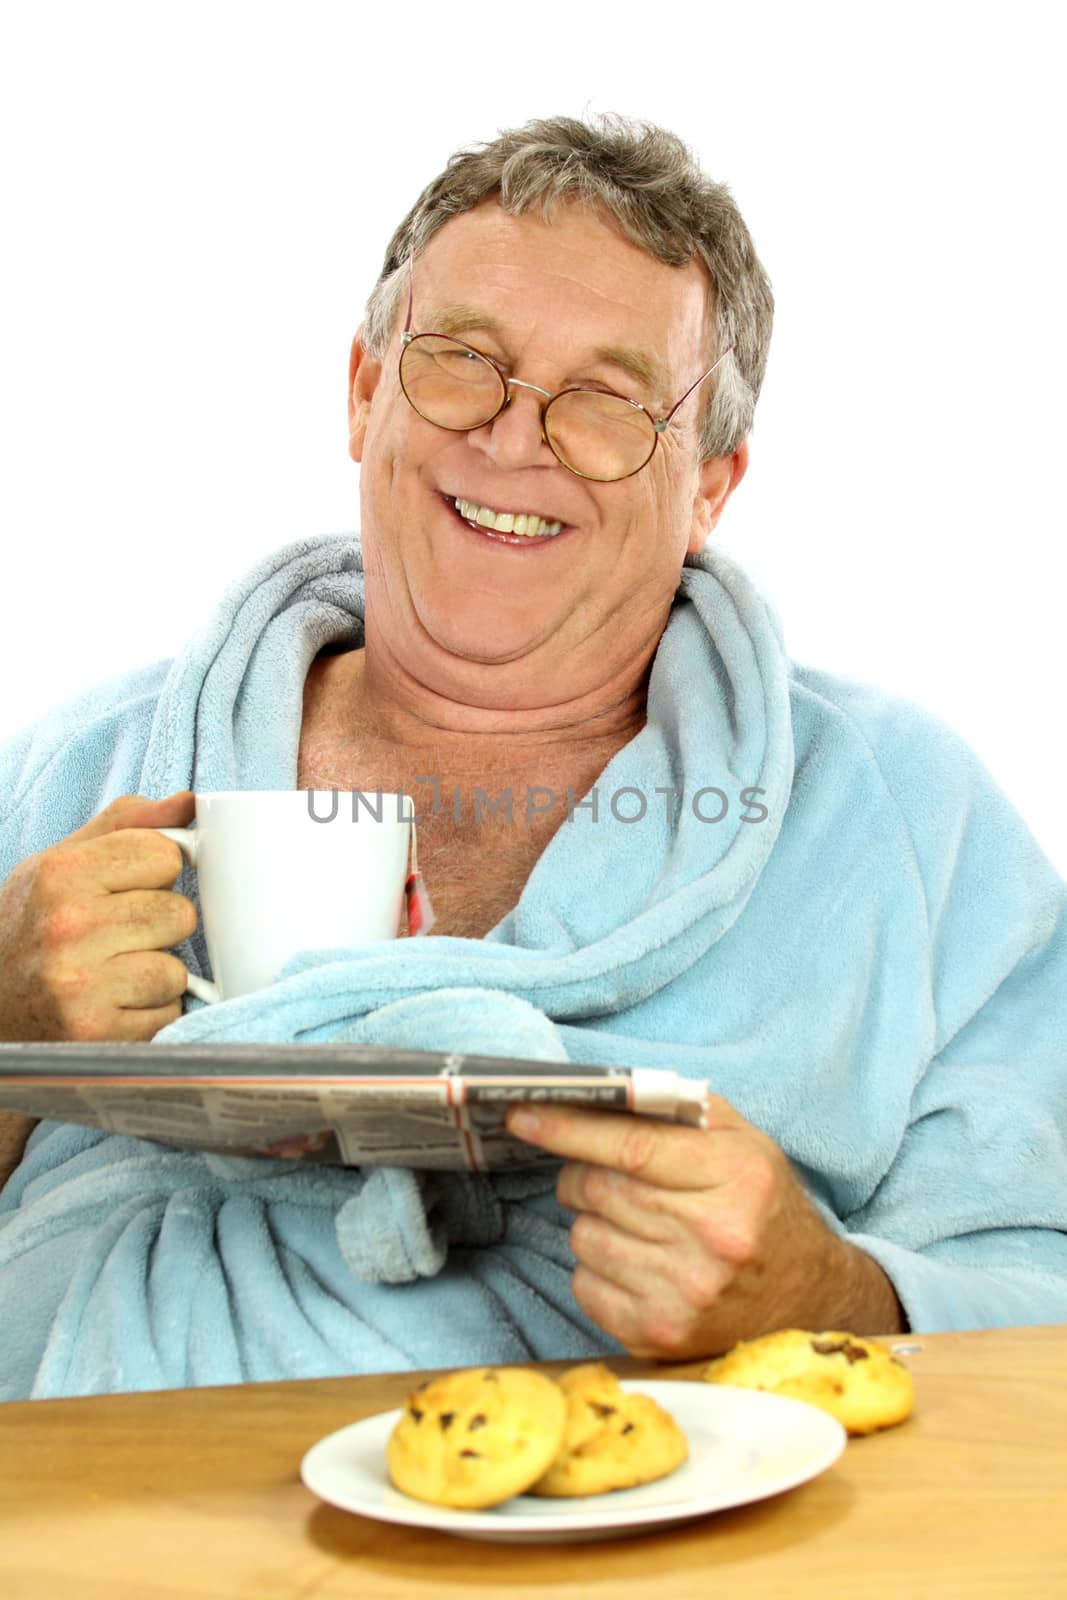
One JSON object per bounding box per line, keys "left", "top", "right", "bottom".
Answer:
{"left": 447, "top": 495, "right": 568, "bottom": 541}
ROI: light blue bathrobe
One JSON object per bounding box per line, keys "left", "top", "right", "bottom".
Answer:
{"left": 1, "top": 533, "right": 1065, "bottom": 1400}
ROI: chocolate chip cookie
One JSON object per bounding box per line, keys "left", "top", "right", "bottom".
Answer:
{"left": 529, "top": 1363, "right": 688, "bottom": 1497}
{"left": 386, "top": 1366, "right": 567, "bottom": 1509}
{"left": 701, "top": 1329, "right": 914, "bottom": 1435}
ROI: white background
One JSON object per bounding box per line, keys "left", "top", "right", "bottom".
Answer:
{"left": 1, "top": 1, "right": 1064, "bottom": 871}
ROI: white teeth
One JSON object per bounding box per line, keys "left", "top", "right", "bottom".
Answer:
{"left": 454, "top": 498, "right": 563, "bottom": 537}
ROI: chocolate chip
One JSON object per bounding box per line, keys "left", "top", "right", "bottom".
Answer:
{"left": 482, "top": 1372, "right": 499, "bottom": 1383}
{"left": 439, "top": 1412, "right": 456, "bottom": 1431}
{"left": 468, "top": 1413, "right": 488, "bottom": 1431}
{"left": 811, "top": 1338, "right": 846, "bottom": 1356}
{"left": 408, "top": 1407, "right": 423, "bottom": 1423}
{"left": 621, "top": 1422, "right": 636, "bottom": 1435}
{"left": 811, "top": 1336, "right": 870, "bottom": 1365}
{"left": 459, "top": 1449, "right": 482, "bottom": 1459}
{"left": 589, "top": 1402, "right": 617, "bottom": 1418}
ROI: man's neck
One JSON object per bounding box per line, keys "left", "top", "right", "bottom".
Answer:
{"left": 308, "top": 644, "right": 650, "bottom": 777}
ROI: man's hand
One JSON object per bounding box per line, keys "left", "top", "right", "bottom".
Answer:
{"left": 505, "top": 1095, "right": 906, "bottom": 1360}
{"left": 0, "top": 792, "right": 199, "bottom": 1043}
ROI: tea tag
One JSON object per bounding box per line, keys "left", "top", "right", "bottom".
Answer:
{"left": 404, "top": 823, "right": 436, "bottom": 937}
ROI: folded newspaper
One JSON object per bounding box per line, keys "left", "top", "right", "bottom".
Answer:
{"left": 0, "top": 1042, "right": 708, "bottom": 1172}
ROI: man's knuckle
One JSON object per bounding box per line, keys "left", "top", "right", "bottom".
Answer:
{"left": 46, "top": 961, "right": 88, "bottom": 997}
{"left": 33, "top": 852, "right": 71, "bottom": 896}
{"left": 638, "top": 1307, "right": 688, "bottom": 1358}
{"left": 150, "top": 951, "right": 188, "bottom": 996}
{"left": 129, "top": 951, "right": 164, "bottom": 991}
{"left": 677, "top": 1260, "right": 721, "bottom": 1312}
{"left": 568, "top": 1211, "right": 601, "bottom": 1261}
{"left": 740, "top": 1150, "right": 777, "bottom": 1201}
{"left": 39, "top": 902, "right": 90, "bottom": 950}
{"left": 580, "top": 1164, "right": 613, "bottom": 1209}
{"left": 63, "top": 1005, "right": 109, "bottom": 1043}
{"left": 617, "top": 1123, "right": 658, "bottom": 1176}
{"left": 171, "top": 893, "right": 199, "bottom": 939}
{"left": 569, "top": 1264, "right": 600, "bottom": 1320}
{"left": 715, "top": 1215, "right": 761, "bottom": 1266}
{"left": 139, "top": 832, "right": 184, "bottom": 878}
{"left": 48, "top": 975, "right": 106, "bottom": 1039}
{"left": 109, "top": 829, "right": 174, "bottom": 874}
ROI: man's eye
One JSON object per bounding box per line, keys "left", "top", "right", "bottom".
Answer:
{"left": 435, "top": 347, "right": 487, "bottom": 373}
{"left": 441, "top": 347, "right": 493, "bottom": 368}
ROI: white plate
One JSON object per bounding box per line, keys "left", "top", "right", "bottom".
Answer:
{"left": 300, "top": 1379, "right": 847, "bottom": 1543}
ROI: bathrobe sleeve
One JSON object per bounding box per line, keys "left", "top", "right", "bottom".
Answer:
{"left": 827, "top": 683, "right": 1067, "bottom": 1330}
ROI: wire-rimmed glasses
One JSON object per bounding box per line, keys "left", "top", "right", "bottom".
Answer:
{"left": 397, "top": 272, "right": 732, "bottom": 483}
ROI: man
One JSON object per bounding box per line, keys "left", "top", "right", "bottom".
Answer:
{"left": 1, "top": 115, "right": 1065, "bottom": 1399}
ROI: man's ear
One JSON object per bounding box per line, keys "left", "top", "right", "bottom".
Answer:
{"left": 348, "top": 325, "right": 382, "bottom": 463}
{"left": 687, "top": 439, "right": 749, "bottom": 557}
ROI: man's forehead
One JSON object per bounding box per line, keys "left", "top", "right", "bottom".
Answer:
{"left": 412, "top": 206, "right": 711, "bottom": 396}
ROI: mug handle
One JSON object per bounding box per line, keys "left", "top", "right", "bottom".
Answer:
{"left": 156, "top": 827, "right": 222, "bottom": 1005}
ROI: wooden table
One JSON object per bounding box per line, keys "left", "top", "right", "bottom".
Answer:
{"left": 1, "top": 1326, "right": 1064, "bottom": 1599}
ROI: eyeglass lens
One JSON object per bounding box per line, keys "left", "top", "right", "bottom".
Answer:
{"left": 399, "top": 335, "right": 656, "bottom": 481}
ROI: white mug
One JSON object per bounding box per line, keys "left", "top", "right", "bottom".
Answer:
{"left": 158, "top": 789, "right": 416, "bottom": 1004}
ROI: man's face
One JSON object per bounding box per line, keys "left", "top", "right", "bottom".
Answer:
{"left": 349, "top": 201, "right": 747, "bottom": 710}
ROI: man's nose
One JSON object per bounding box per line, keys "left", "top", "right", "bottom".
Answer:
{"left": 469, "top": 381, "right": 556, "bottom": 472}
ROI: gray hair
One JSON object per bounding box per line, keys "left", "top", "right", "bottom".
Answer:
{"left": 362, "top": 113, "right": 774, "bottom": 460}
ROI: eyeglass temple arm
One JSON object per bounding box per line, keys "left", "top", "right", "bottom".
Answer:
{"left": 655, "top": 346, "right": 734, "bottom": 431}
{"left": 401, "top": 258, "right": 414, "bottom": 342}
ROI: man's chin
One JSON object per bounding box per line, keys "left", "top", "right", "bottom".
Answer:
{"left": 402, "top": 597, "right": 570, "bottom": 678}
{"left": 416, "top": 622, "right": 553, "bottom": 670}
